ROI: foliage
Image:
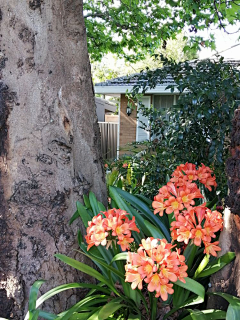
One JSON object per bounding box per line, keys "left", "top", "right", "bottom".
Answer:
{"left": 84, "top": 0, "right": 240, "bottom": 61}
{"left": 129, "top": 57, "right": 240, "bottom": 197}
{"left": 105, "top": 150, "right": 176, "bottom": 199}
{"left": 23, "top": 164, "right": 237, "bottom": 320}
{"left": 91, "top": 34, "right": 198, "bottom": 84}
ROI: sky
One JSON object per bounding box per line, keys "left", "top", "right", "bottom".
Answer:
{"left": 198, "top": 24, "right": 240, "bottom": 60}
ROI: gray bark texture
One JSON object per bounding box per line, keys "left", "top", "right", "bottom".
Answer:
{"left": 0, "top": 0, "right": 107, "bottom": 318}
{"left": 208, "top": 106, "right": 240, "bottom": 309}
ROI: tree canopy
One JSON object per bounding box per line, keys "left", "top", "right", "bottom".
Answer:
{"left": 84, "top": 0, "right": 240, "bottom": 61}
{"left": 91, "top": 34, "right": 198, "bottom": 83}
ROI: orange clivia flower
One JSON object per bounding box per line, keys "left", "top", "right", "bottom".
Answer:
{"left": 165, "top": 196, "right": 184, "bottom": 215}
{"left": 125, "top": 238, "right": 188, "bottom": 301}
{"left": 170, "top": 204, "right": 223, "bottom": 256}
{"left": 152, "top": 195, "right": 166, "bottom": 216}
{"left": 117, "top": 235, "right": 134, "bottom": 251}
{"left": 125, "top": 269, "right": 143, "bottom": 290}
{"left": 203, "top": 241, "right": 221, "bottom": 257}
{"left": 85, "top": 208, "right": 140, "bottom": 251}
{"left": 191, "top": 225, "right": 206, "bottom": 246}
{"left": 152, "top": 163, "right": 222, "bottom": 256}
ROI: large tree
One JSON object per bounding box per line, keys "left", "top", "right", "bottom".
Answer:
{"left": 0, "top": 0, "right": 106, "bottom": 318}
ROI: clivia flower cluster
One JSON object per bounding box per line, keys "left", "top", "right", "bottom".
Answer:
{"left": 125, "top": 237, "right": 188, "bottom": 301}
{"left": 85, "top": 208, "right": 140, "bottom": 251}
{"left": 152, "top": 162, "right": 223, "bottom": 256}
{"left": 170, "top": 162, "right": 217, "bottom": 191}
{"left": 171, "top": 206, "right": 223, "bottom": 256}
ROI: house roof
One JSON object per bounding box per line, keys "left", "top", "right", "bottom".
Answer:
{"left": 95, "top": 73, "right": 175, "bottom": 87}
{"left": 94, "top": 59, "right": 240, "bottom": 95}
{"left": 95, "top": 72, "right": 176, "bottom": 95}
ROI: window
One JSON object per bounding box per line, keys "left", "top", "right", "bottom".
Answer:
{"left": 153, "top": 95, "right": 175, "bottom": 120}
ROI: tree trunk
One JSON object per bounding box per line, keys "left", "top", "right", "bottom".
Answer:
{"left": 208, "top": 106, "right": 240, "bottom": 309}
{"left": 0, "top": 0, "right": 106, "bottom": 318}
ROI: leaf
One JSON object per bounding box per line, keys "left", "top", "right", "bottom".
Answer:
{"left": 164, "top": 278, "right": 205, "bottom": 319}
{"left": 111, "top": 253, "right": 128, "bottom": 263}
{"left": 194, "top": 254, "right": 210, "bottom": 279}
{"left": 31, "top": 310, "right": 40, "bottom": 320}
{"left": 208, "top": 292, "right": 240, "bottom": 320}
{"left": 55, "top": 254, "right": 118, "bottom": 295}
{"left": 68, "top": 313, "right": 91, "bottom": 320}
{"left": 24, "top": 283, "right": 111, "bottom": 320}
{"left": 181, "top": 309, "right": 226, "bottom": 320}
{"left": 84, "top": 247, "right": 124, "bottom": 280}
{"left": 144, "top": 220, "right": 166, "bottom": 239}
{"left": 69, "top": 210, "right": 79, "bottom": 225}
{"left": 98, "top": 201, "right": 106, "bottom": 212}
{"left": 76, "top": 201, "right": 92, "bottom": 228}
{"left": 89, "top": 192, "right": 100, "bottom": 216}
{"left": 184, "top": 243, "right": 198, "bottom": 269}
{"left": 28, "top": 280, "right": 45, "bottom": 316}
{"left": 58, "top": 295, "right": 108, "bottom": 320}
{"left": 108, "top": 186, "right": 146, "bottom": 240}
{"left": 205, "top": 196, "right": 218, "bottom": 210}
{"left": 37, "top": 311, "right": 58, "bottom": 320}
{"left": 83, "top": 195, "right": 91, "bottom": 209}
{"left": 110, "top": 186, "right": 170, "bottom": 241}
{"left": 98, "top": 299, "right": 124, "bottom": 320}
{"left": 196, "top": 252, "right": 235, "bottom": 278}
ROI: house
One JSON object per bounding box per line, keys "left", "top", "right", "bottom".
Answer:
{"left": 94, "top": 73, "right": 178, "bottom": 155}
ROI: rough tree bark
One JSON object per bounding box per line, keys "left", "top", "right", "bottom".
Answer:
{"left": 208, "top": 106, "right": 240, "bottom": 309}
{"left": 0, "top": 0, "right": 107, "bottom": 318}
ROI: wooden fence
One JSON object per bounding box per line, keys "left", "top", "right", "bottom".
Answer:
{"left": 98, "top": 122, "right": 118, "bottom": 159}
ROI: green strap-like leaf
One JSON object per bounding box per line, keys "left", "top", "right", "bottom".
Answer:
{"left": 194, "top": 254, "right": 210, "bottom": 279}
{"left": 144, "top": 219, "right": 166, "bottom": 240}
{"left": 28, "top": 280, "right": 45, "bottom": 315}
{"left": 76, "top": 201, "right": 92, "bottom": 228}
{"left": 196, "top": 252, "right": 235, "bottom": 278}
{"left": 109, "top": 186, "right": 146, "bottom": 240}
{"left": 69, "top": 210, "right": 79, "bottom": 225}
{"left": 24, "top": 283, "right": 111, "bottom": 320}
{"left": 208, "top": 292, "right": 240, "bottom": 306}
{"left": 164, "top": 277, "right": 205, "bottom": 319}
{"left": 55, "top": 254, "right": 118, "bottom": 295}
{"left": 183, "top": 243, "right": 198, "bottom": 269}
{"left": 38, "top": 311, "right": 58, "bottom": 320}
{"left": 58, "top": 295, "right": 108, "bottom": 320}
{"left": 83, "top": 195, "right": 91, "bottom": 209}
{"left": 89, "top": 192, "right": 100, "bottom": 216}
{"left": 111, "top": 186, "right": 171, "bottom": 241}
{"left": 68, "top": 312, "right": 91, "bottom": 320}
{"left": 98, "top": 201, "right": 106, "bottom": 212}
{"left": 80, "top": 250, "right": 125, "bottom": 280}
{"left": 30, "top": 310, "right": 40, "bottom": 320}
{"left": 98, "top": 299, "right": 124, "bottom": 320}
{"left": 181, "top": 309, "right": 226, "bottom": 320}
{"left": 110, "top": 253, "right": 128, "bottom": 263}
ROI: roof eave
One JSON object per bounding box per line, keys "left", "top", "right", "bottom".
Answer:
{"left": 94, "top": 85, "right": 179, "bottom": 94}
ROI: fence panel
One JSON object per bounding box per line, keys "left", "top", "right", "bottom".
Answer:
{"left": 99, "top": 122, "right": 118, "bottom": 159}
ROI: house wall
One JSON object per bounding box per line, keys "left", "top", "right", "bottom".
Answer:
{"left": 119, "top": 94, "right": 137, "bottom": 153}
